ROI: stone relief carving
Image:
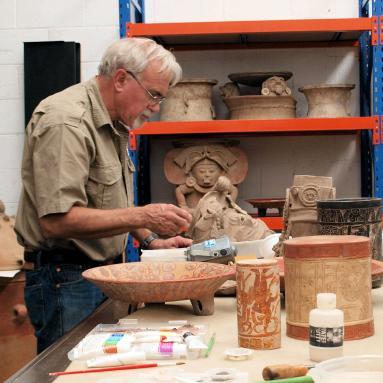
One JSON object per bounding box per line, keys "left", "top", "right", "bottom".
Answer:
{"left": 164, "top": 144, "right": 273, "bottom": 242}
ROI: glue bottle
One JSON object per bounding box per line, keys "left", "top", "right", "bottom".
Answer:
{"left": 309, "top": 293, "right": 344, "bottom": 362}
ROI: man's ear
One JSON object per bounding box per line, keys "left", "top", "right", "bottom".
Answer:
{"left": 113, "top": 69, "right": 129, "bottom": 93}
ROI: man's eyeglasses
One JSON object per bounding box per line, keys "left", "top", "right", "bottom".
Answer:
{"left": 126, "top": 70, "right": 166, "bottom": 105}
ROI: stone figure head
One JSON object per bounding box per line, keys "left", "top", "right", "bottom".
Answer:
{"left": 261, "top": 76, "right": 291, "bottom": 96}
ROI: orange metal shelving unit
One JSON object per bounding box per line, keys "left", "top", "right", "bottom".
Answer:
{"left": 127, "top": 16, "right": 377, "bottom": 231}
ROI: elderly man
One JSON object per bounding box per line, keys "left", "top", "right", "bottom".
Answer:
{"left": 15, "top": 38, "right": 192, "bottom": 353}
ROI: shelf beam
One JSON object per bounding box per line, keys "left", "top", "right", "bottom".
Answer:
{"left": 127, "top": 18, "right": 374, "bottom": 48}
{"left": 128, "top": 18, "right": 373, "bottom": 36}
{"left": 133, "top": 117, "right": 376, "bottom": 136}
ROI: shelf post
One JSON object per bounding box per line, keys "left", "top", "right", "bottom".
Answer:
{"left": 119, "top": 0, "right": 145, "bottom": 261}
{"left": 371, "top": 0, "right": 383, "bottom": 197}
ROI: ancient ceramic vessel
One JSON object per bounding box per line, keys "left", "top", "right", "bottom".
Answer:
{"left": 273, "top": 175, "right": 336, "bottom": 257}
{"left": 0, "top": 201, "right": 24, "bottom": 270}
{"left": 223, "top": 95, "right": 296, "bottom": 120}
{"left": 317, "top": 197, "right": 382, "bottom": 287}
{"left": 284, "top": 235, "right": 374, "bottom": 341}
{"left": 82, "top": 261, "right": 235, "bottom": 316}
{"left": 160, "top": 78, "right": 217, "bottom": 121}
{"left": 236, "top": 259, "right": 281, "bottom": 350}
{"left": 299, "top": 84, "right": 355, "bottom": 118}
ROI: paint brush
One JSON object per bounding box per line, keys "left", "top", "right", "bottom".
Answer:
{"left": 202, "top": 332, "right": 216, "bottom": 358}
{"left": 48, "top": 361, "right": 186, "bottom": 376}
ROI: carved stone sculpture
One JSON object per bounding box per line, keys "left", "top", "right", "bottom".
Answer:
{"left": 160, "top": 78, "right": 217, "bottom": 121}
{"left": 299, "top": 84, "right": 355, "bottom": 118}
{"left": 273, "top": 175, "right": 336, "bottom": 257}
{"left": 0, "top": 200, "right": 24, "bottom": 270}
{"left": 164, "top": 144, "right": 273, "bottom": 242}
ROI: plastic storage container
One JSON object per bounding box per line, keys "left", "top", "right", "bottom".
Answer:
{"left": 310, "top": 355, "right": 383, "bottom": 383}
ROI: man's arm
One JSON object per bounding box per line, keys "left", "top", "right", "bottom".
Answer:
{"left": 39, "top": 203, "right": 192, "bottom": 240}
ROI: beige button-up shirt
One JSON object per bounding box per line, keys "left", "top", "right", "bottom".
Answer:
{"left": 15, "top": 77, "right": 135, "bottom": 262}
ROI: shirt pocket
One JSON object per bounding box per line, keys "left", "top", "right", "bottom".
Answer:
{"left": 86, "top": 164, "right": 126, "bottom": 209}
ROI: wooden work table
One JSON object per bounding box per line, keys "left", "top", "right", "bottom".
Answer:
{"left": 6, "top": 287, "right": 383, "bottom": 383}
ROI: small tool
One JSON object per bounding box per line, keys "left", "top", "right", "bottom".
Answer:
{"left": 186, "top": 236, "right": 237, "bottom": 264}
{"left": 262, "top": 364, "right": 314, "bottom": 381}
{"left": 202, "top": 332, "right": 216, "bottom": 358}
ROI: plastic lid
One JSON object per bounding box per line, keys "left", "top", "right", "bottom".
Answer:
{"left": 317, "top": 293, "right": 336, "bottom": 309}
{"left": 224, "top": 347, "right": 253, "bottom": 361}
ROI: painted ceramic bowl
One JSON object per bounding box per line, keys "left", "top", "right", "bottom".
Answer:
{"left": 83, "top": 261, "right": 235, "bottom": 316}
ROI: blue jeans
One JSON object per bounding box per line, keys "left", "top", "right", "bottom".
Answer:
{"left": 24, "top": 264, "right": 105, "bottom": 353}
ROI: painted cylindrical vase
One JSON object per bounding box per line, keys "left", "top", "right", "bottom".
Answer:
{"left": 284, "top": 235, "right": 373, "bottom": 341}
{"left": 236, "top": 259, "right": 281, "bottom": 349}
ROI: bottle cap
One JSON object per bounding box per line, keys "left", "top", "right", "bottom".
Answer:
{"left": 317, "top": 292, "right": 336, "bottom": 309}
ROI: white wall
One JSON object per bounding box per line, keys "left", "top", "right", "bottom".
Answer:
{"left": 144, "top": 0, "right": 359, "bottom": 22}
{"left": 0, "top": 0, "right": 364, "bottom": 215}
{"left": 0, "top": 0, "right": 119, "bottom": 215}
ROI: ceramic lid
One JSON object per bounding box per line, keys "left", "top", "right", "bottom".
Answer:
{"left": 284, "top": 235, "right": 370, "bottom": 246}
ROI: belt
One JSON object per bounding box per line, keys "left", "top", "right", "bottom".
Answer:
{"left": 24, "top": 248, "right": 111, "bottom": 268}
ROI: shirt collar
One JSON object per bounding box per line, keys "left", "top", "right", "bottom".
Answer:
{"left": 85, "top": 76, "right": 114, "bottom": 130}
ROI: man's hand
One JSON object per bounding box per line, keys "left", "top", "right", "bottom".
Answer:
{"left": 142, "top": 204, "right": 192, "bottom": 237}
{"left": 148, "top": 235, "right": 193, "bottom": 250}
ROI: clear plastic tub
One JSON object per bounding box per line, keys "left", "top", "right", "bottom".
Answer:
{"left": 309, "top": 355, "right": 383, "bottom": 383}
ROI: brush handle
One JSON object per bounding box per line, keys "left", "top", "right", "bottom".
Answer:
{"left": 49, "top": 362, "right": 159, "bottom": 376}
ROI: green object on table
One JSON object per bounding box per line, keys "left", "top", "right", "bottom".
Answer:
{"left": 203, "top": 332, "right": 216, "bottom": 358}
{"left": 254, "top": 376, "right": 314, "bottom": 383}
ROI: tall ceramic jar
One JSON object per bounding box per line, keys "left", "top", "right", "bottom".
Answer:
{"left": 160, "top": 78, "right": 217, "bottom": 121}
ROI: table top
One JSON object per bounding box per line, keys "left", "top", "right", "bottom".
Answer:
{"left": 7, "top": 287, "right": 383, "bottom": 383}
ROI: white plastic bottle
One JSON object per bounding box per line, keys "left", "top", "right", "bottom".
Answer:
{"left": 309, "top": 293, "right": 344, "bottom": 362}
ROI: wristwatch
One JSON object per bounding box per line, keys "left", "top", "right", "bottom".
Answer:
{"left": 140, "top": 233, "right": 159, "bottom": 249}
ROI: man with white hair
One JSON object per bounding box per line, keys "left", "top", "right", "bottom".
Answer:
{"left": 15, "top": 38, "right": 192, "bottom": 353}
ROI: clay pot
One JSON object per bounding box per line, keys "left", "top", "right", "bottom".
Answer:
{"left": 236, "top": 259, "right": 281, "bottom": 349}
{"left": 299, "top": 84, "right": 355, "bottom": 118}
{"left": 160, "top": 78, "right": 217, "bottom": 121}
{"left": 223, "top": 95, "right": 296, "bottom": 120}
{"left": 284, "top": 235, "right": 374, "bottom": 341}
{"left": 82, "top": 261, "right": 235, "bottom": 316}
